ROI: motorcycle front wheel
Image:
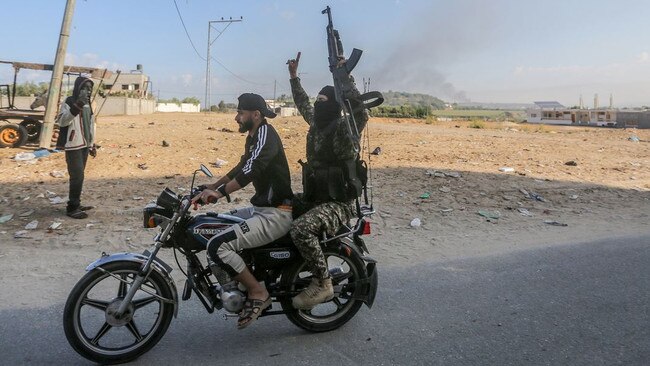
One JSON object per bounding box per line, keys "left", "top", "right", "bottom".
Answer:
{"left": 280, "top": 247, "right": 365, "bottom": 332}
{"left": 63, "top": 261, "right": 174, "bottom": 365}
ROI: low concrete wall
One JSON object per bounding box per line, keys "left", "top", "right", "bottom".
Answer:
{"left": 156, "top": 103, "right": 201, "bottom": 113}
{"left": 98, "top": 97, "right": 155, "bottom": 115}
{"left": 0, "top": 95, "right": 155, "bottom": 116}
{"left": 0, "top": 95, "right": 41, "bottom": 110}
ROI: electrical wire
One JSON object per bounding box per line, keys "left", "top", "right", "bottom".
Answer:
{"left": 172, "top": 0, "right": 272, "bottom": 87}
{"left": 172, "top": 0, "right": 206, "bottom": 61}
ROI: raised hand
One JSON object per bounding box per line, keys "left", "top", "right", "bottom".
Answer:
{"left": 287, "top": 51, "right": 301, "bottom": 79}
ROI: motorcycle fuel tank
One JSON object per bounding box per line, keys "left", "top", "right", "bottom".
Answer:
{"left": 185, "top": 214, "right": 236, "bottom": 248}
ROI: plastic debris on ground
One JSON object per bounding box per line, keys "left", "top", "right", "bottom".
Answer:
{"left": 478, "top": 210, "right": 501, "bottom": 220}
{"left": 628, "top": 135, "right": 640, "bottom": 142}
{"left": 530, "top": 192, "right": 546, "bottom": 202}
{"left": 0, "top": 214, "right": 14, "bottom": 224}
{"left": 50, "top": 170, "right": 66, "bottom": 178}
{"left": 14, "top": 230, "right": 31, "bottom": 238}
{"left": 48, "top": 222, "right": 62, "bottom": 231}
{"left": 211, "top": 158, "right": 228, "bottom": 168}
{"left": 517, "top": 208, "right": 533, "bottom": 217}
{"left": 419, "top": 192, "right": 430, "bottom": 199}
{"left": 499, "top": 167, "right": 514, "bottom": 172}
{"left": 410, "top": 218, "right": 421, "bottom": 227}
{"left": 25, "top": 220, "right": 39, "bottom": 230}
{"left": 544, "top": 220, "right": 568, "bottom": 227}
{"left": 426, "top": 170, "right": 461, "bottom": 178}
{"left": 569, "top": 194, "right": 579, "bottom": 200}
{"left": 19, "top": 209, "right": 34, "bottom": 217}
{"left": 14, "top": 152, "right": 36, "bottom": 161}
{"left": 33, "top": 149, "right": 51, "bottom": 158}
{"left": 49, "top": 196, "right": 66, "bottom": 204}
{"left": 133, "top": 196, "right": 144, "bottom": 200}
{"left": 45, "top": 191, "right": 58, "bottom": 198}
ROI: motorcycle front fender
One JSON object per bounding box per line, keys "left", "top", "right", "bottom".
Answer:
{"left": 86, "top": 252, "right": 179, "bottom": 318}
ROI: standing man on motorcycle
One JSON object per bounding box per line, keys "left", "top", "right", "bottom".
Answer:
{"left": 192, "top": 93, "right": 293, "bottom": 329}
{"left": 287, "top": 52, "right": 368, "bottom": 309}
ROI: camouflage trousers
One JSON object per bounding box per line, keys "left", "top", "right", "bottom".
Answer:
{"left": 290, "top": 200, "right": 354, "bottom": 279}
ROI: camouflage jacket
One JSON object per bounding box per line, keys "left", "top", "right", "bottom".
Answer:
{"left": 290, "top": 77, "right": 368, "bottom": 163}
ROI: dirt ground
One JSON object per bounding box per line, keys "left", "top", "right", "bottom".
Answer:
{"left": 1, "top": 112, "right": 649, "bottom": 307}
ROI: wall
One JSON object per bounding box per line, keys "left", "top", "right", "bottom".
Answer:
{"left": 0, "top": 95, "right": 155, "bottom": 115}
{"left": 156, "top": 103, "right": 201, "bottom": 113}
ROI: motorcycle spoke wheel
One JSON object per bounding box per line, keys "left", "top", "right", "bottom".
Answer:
{"left": 63, "top": 262, "right": 174, "bottom": 364}
{"left": 280, "top": 248, "right": 365, "bottom": 332}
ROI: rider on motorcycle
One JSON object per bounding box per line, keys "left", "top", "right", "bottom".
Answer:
{"left": 287, "top": 52, "right": 369, "bottom": 309}
{"left": 191, "top": 93, "right": 293, "bottom": 329}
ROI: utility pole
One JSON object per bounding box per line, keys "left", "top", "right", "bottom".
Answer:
{"left": 40, "top": 0, "right": 76, "bottom": 149}
{"left": 204, "top": 17, "right": 242, "bottom": 112}
{"left": 273, "top": 80, "right": 277, "bottom": 108}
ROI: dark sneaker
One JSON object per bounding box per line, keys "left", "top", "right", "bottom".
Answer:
{"left": 66, "top": 208, "right": 88, "bottom": 219}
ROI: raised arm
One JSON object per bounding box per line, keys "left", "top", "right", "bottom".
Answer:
{"left": 287, "top": 52, "right": 314, "bottom": 125}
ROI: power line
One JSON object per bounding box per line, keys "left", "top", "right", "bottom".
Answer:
{"left": 172, "top": 0, "right": 205, "bottom": 61}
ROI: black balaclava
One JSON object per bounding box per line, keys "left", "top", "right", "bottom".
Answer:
{"left": 313, "top": 85, "right": 341, "bottom": 129}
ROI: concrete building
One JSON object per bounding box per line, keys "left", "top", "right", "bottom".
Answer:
{"left": 526, "top": 101, "right": 650, "bottom": 128}
{"left": 103, "top": 66, "right": 150, "bottom": 97}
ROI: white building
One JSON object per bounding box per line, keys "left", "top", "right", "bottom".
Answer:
{"left": 527, "top": 101, "right": 615, "bottom": 126}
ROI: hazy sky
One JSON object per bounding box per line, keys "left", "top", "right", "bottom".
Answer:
{"left": 2, "top": 0, "right": 649, "bottom": 107}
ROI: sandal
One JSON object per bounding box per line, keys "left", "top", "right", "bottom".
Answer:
{"left": 237, "top": 297, "right": 271, "bottom": 329}
{"left": 66, "top": 208, "right": 88, "bottom": 219}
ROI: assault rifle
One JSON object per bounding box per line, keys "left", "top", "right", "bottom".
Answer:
{"left": 322, "top": 6, "right": 383, "bottom": 150}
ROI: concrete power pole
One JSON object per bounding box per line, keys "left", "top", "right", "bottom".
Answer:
{"left": 40, "top": 0, "right": 76, "bottom": 149}
{"left": 204, "top": 17, "right": 242, "bottom": 112}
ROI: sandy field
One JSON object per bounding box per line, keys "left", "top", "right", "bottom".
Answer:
{"left": 0, "top": 112, "right": 649, "bottom": 307}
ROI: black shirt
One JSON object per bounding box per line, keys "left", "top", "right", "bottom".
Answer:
{"left": 226, "top": 120, "right": 293, "bottom": 207}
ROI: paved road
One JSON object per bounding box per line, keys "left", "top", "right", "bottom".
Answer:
{"left": 1, "top": 234, "right": 648, "bottom": 365}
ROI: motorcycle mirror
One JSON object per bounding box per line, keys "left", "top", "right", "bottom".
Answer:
{"left": 199, "top": 164, "right": 214, "bottom": 178}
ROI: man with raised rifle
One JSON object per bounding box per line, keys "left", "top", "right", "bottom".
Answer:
{"left": 287, "top": 51, "right": 369, "bottom": 309}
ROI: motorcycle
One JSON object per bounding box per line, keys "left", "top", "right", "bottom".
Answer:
{"left": 62, "top": 164, "right": 378, "bottom": 364}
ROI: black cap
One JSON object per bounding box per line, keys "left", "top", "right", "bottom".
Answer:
{"left": 237, "top": 93, "right": 277, "bottom": 118}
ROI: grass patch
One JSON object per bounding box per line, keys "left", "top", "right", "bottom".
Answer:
{"left": 469, "top": 120, "right": 486, "bottom": 129}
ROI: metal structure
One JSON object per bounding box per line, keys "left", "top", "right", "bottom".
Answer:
{"left": 204, "top": 17, "right": 241, "bottom": 111}
{"left": 0, "top": 60, "right": 113, "bottom": 148}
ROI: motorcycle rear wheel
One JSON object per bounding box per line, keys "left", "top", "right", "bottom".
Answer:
{"left": 63, "top": 261, "right": 174, "bottom": 364}
{"left": 280, "top": 247, "right": 365, "bottom": 332}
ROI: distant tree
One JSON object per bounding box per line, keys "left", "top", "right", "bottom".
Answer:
{"left": 218, "top": 100, "right": 226, "bottom": 111}
{"left": 158, "top": 97, "right": 181, "bottom": 105}
{"left": 181, "top": 96, "right": 200, "bottom": 105}
{"left": 13, "top": 81, "right": 49, "bottom": 96}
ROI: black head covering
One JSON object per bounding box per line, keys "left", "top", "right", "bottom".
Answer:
{"left": 318, "top": 85, "right": 336, "bottom": 102}
{"left": 314, "top": 85, "right": 341, "bottom": 129}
